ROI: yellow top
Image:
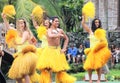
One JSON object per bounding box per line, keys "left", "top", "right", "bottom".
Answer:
{"left": 89, "top": 28, "right": 107, "bottom": 48}
{"left": 40, "top": 35, "right": 48, "bottom": 48}
{"left": 15, "top": 36, "right": 29, "bottom": 52}
{"left": 37, "top": 25, "right": 47, "bottom": 39}
{"left": 89, "top": 34, "right": 99, "bottom": 48}
{"left": 36, "top": 25, "right": 48, "bottom": 48}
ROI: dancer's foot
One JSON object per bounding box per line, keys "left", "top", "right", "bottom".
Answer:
{"left": 96, "top": 80, "right": 100, "bottom": 83}
{"left": 89, "top": 80, "right": 92, "bottom": 83}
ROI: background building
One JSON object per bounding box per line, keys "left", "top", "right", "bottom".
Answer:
{"left": 91, "top": 0, "right": 119, "bottom": 31}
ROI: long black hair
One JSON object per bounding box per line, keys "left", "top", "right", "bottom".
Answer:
{"left": 91, "top": 18, "right": 102, "bottom": 32}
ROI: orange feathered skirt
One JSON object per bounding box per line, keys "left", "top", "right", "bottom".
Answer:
{"left": 84, "top": 47, "right": 111, "bottom": 70}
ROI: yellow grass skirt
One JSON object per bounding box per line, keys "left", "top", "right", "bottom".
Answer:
{"left": 56, "top": 72, "right": 76, "bottom": 83}
{"left": 84, "top": 47, "right": 111, "bottom": 70}
{"left": 8, "top": 48, "right": 38, "bottom": 79}
{"left": 37, "top": 46, "right": 70, "bottom": 72}
{"left": 36, "top": 47, "right": 43, "bottom": 57}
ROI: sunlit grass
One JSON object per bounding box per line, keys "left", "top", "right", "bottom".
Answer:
{"left": 71, "top": 69, "right": 120, "bottom": 81}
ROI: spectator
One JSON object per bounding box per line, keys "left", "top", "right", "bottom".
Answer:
{"left": 84, "top": 38, "right": 90, "bottom": 48}
{"left": 66, "top": 47, "right": 71, "bottom": 63}
{"left": 0, "top": 28, "right": 6, "bottom": 49}
{"left": 110, "top": 44, "right": 116, "bottom": 68}
{"left": 115, "top": 47, "right": 120, "bottom": 64}
{"left": 77, "top": 44, "right": 85, "bottom": 64}
{"left": 67, "top": 44, "right": 78, "bottom": 63}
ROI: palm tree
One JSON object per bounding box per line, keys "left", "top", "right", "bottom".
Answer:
{"left": 0, "top": 0, "right": 84, "bottom": 32}
{"left": 33, "top": 0, "right": 83, "bottom": 32}
{"left": 59, "top": 0, "right": 83, "bottom": 32}
{"left": 15, "top": 0, "right": 37, "bottom": 22}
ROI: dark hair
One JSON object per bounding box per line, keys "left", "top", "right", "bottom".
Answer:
{"left": 50, "top": 16, "right": 59, "bottom": 22}
{"left": 49, "top": 16, "right": 59, "bottom": 28}
{"left": 91, "top": 18, "right": 102, "bottom": 32}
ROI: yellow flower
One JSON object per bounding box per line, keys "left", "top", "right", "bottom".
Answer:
{"left": 5, "top": 29, "right": 18, "bottom": 48}
{"left": 2, "top": 5, "right": 16, "bottom": 18}
{"left": 82, "top": 1, "right": 95, "bottom": 21}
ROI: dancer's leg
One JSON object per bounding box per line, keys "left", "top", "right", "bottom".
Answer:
{"left": 17, "top": 78, "right": 22, "bottom": 83}
{"left": 24, "top": 75, "right": 30, "bottom": 83}
{"left": 96, "top": 68, "right": 101, "bottom": 83}
{"left": 88, "top": 69, "right": 92, "bottom": 83}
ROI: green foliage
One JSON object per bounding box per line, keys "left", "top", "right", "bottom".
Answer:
{"left": 71, "top": 72, "right": 86, "bottom": 81}
{"left": 68, "top": 63, "right": 85, "bottom": 73}
{"left": 33, "top": 0, "right": 65, "bottom": 30}
{"left": 15, "top": 0, "right": 37, "bottom": 22}
{"left": 0, "top": 0, "right": 84, "bottom": 32}
{"left": 33, "top": 0, "right": 84, "bottom": 32}
{"left": 71, "top": 69, "right": 120, "bottom": 81}
{"left": 106, "top": 69, "right": 120, "bottom": 81}
{"left": 114, "top": 63, "right": 120, "bottom": 69}
{"left": 59, "top": 0, "right": 84, "bottom": 32}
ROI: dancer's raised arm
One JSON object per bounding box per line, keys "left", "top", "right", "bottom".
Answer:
{"left": 1, "top": 13, "right": 14, "bottom": 30}
{"left": 81, "top": 15, "right": 92, "bottom": 35}
{"left": 31, "top": 15, "right": 39, "bottom": 29}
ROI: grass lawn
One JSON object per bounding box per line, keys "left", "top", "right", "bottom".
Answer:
{"left": 6, "top": 69, "right": 120, "bottom": 83}
{"left": 71, "top": 69, "right": 120, "bottom": 81}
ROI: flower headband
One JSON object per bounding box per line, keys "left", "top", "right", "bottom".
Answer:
{"left": 49, "top": 19, "right": 53, "bottom": 23}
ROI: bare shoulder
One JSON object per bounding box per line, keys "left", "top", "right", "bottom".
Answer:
{"left": 57, "top": 28, "right": 62, "bottom": 31}
{"left": 47, "top": 28, "right": 52, "bottom": 35}
{"left": 23, "top": 31, "right": 29, "bottom": 35}
{"left": 57, "top": 28, "right": 64, "bottom": 33}
{"left": 47, "top": 28, "right": 51, "bottom": 32}
{"left": 47, "top": 28, "right": 51, "bottom": 31}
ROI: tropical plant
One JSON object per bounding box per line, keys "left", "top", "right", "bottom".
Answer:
{"left": 33, "top": 0, "right": 84, "bottom": 32}
{"left": 59, "top": 0, "right": 84, "bottom": 32}
{"left": 15, "top": 0, "right": 37, "bottom": 22}
{"left": 0, "top": 0, "right": 84, "bottom": 32}
{"left": 50, "top": 0, "right": 83, "bottom": 32}
{"left": 106, "top": 69, "right": 120, "bottom": 81}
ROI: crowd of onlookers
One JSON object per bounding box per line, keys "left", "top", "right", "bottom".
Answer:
{"left": 110, "top": 44, "right": 120, "bottom": 68}
{"left": 65, "top": 38, "right": 90, "bottom": 64}
{"left": 65, "top": 41, "right": 120, "bottom": 69}
{"left": 66, "top": 43, "right": 87, "bottom": 64}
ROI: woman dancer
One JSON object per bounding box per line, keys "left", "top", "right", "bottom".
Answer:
{"left": 82, "top": 15, "right": 111, "bottom": 83}
{"left": 2, "top": 13, "right": 38, "bottom": 83}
